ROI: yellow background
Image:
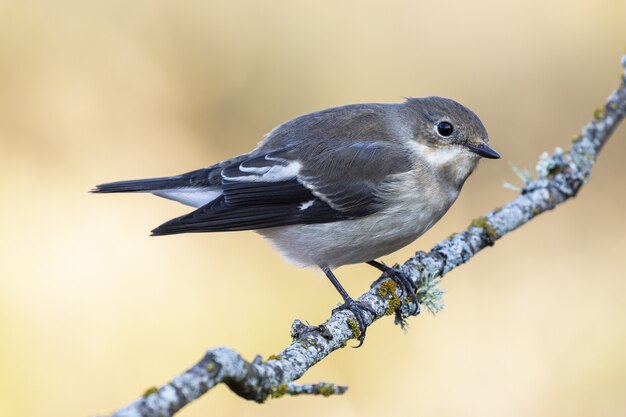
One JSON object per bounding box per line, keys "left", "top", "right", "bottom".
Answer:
{"left": 1, "top": 1, "right": 626, "bottom": 416}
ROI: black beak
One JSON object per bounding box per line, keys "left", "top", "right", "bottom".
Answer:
{"left": 465, "top": 143, "right": 501, "bottom": 159}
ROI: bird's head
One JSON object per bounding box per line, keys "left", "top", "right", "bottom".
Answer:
{"left": 402, "top": 96, "right": 499, "bottom": 185}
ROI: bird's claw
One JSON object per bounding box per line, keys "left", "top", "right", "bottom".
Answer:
{"left": 369, "top": 261, "right": 420, "bottom": 316}
{"left": 386, "top": 268, "right": 420, "bottom": 316}
{"left": 332, "top": 298, "right": 376, "bottom": 348}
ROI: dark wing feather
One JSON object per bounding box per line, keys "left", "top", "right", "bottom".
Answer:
{"left": 221, "top": 179, "right": 311, "bottom": 206}
{"left": 151, "top": 188, "right": 349, "bottom": 235}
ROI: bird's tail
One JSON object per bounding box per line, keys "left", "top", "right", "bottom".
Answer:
{"left": 92, "top": 168, "right": 223, "bottom": 208}
{"left": 93, "top": 176, "right": 182, "bottom": 193}
{"left": 92, "top": 167, "right": 217, "bottom": 193}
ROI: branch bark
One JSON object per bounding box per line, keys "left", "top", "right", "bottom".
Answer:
{"left": 103, "top": 56, "right": 626, "bottom": 417}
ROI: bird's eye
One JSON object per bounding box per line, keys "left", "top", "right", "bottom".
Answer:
{"left": 436, "top": 121, "right": 454, "bottom": 137}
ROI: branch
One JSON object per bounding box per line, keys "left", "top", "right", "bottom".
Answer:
{"left": 103, "top": 56, "right": 626, "bottom": 417}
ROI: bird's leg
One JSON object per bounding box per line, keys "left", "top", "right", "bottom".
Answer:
{"left": 320, "top": 265, "right": 375, "bottom": 347}
{"left": 367, "top": 260, "right": 420, "bottom": 316}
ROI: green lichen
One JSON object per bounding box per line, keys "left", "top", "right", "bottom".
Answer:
{"left": 346, "top": 318, "right": 362, "bottom": 339}
{"left": 387, "top": 298, "right": 402, "bottom": 316}
{"left": 377, "top": 279, "right": 397, "bottom": 298}
{"left": 593, "top": 107, "right": 606, "bottom": 121}
{"left": 267, "top": 354, "right": 281, "bottom": 361}
{"left": 609, "top": 101, "right": 618, "bottom": 110}
{"left": 376, "top": 279, "right": 401, "bottom": 315}
{"left": 415, "top": 272, "right": 446, "bottom": 315}
{"left": 318, "top": 383, "right": 336, "bottom": 397}
{"left": 269, "top": 383, "right": 288, "bottom": 399}
{"left": 142, "top": 386, "right": 158, "bottom": 397}
{"left": 206, "top": 362, "right": 216, "bottom": 372}
{"left": 469, "top": 216, "right": 498, "bottom": 241}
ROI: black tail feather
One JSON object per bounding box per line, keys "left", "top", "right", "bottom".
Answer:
{"left": 92, "top": 177, "right": 182, "bottom": 193}
{"left": 92, "top": 168, "right": 213, "bottom": 193}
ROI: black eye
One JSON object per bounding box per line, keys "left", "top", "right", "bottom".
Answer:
{"left": 436, "top": 121, "right": 454, "bottom": 137}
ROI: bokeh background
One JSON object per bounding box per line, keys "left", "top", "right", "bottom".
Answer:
{"left": 1, "top": 1, "right": 626, "bottom": 416}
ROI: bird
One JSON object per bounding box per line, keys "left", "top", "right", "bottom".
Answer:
{"left": 93, "top": 96, "right": 500, "bottom": 345}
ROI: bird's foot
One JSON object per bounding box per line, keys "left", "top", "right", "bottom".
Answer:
{"left": 332, "top": 298, "right": 376, "bottom": 348}
{"left": 368, "top": 261, "right": 420, "bottom": 317}
{"left": 387, "top": 269, "right": 421, "bottom": 317}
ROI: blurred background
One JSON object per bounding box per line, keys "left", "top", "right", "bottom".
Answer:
{"left": 1, "top": 1, "right": 626, "bottom": 416}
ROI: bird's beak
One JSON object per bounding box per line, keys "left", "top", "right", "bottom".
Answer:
{"left": 465, "top": 143, "right": 501, "bottom": 159}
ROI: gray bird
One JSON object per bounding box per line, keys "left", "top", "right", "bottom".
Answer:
{"left": 93, "top": 97, "right": 499, "bottom": 345}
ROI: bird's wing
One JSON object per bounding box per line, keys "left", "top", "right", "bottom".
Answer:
{"left": 151, "top": 141, "right": 413, "bottom": 235}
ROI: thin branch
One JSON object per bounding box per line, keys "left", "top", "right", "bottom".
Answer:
{"left": 103, "top": 56, "right": 626, "bottom": 417}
